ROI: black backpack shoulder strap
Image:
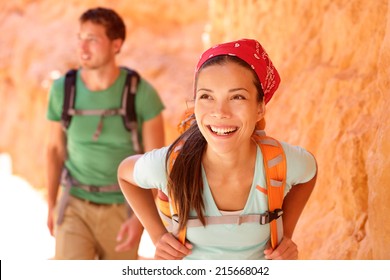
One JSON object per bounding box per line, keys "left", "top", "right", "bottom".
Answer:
{"left": 120, "top": 66, "right": 142, "bottom": 153}
{"left": 61, "top": 69, "right": 78, "bottom": 129}
{"left": 121, "top": 67, "right": 140, "bottom": 129}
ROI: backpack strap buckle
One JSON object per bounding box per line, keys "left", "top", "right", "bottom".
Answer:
{"left": 260, "top": 209, "right": 283, "bottom": 225}
{"left": 171, "top": 214, "right": 180, "bottom": 236}
{"left": 88, "top": 185, "right": 100, "bottom": 192}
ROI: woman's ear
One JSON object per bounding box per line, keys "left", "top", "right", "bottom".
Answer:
{"left": 257, "top": 101, "right": 266, "bottom": 122}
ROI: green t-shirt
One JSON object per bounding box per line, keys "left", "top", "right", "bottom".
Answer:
{"left": 47, "top": 68, "right": 164, "bottom": 204}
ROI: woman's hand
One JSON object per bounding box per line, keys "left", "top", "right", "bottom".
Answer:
{"left": 154, "top": 232, "right": 192, "bottom": 260}
{"left": 264, "top": 236, "right": 298, "bottom": 260}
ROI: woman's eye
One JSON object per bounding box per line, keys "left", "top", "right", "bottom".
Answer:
{"left": 232, "top": 95, "right": 246, "bottom": 100}
{"left": 199, "top": 93, "right": 212, "bottom": 100}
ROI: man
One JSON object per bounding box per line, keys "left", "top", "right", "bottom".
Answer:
{"left": 45, "top": 7, "right": 165, "bottom": 260}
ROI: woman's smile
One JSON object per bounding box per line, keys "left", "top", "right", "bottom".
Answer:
{"left": 208, "top": 125, "right": 238, "bottom": 136}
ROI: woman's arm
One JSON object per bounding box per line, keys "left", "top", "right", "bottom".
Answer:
{"left": 264, "top": 158, "right": 318, "bottom": 260}
{"left": 117, "top": 155, "right": 192, "bottom": 259}
{"left": 282, "top": 169, "right": 317, "bottom": 239}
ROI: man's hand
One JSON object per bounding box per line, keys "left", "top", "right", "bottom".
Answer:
{"left": 47, "top": 207, "right": 55, "bottom": 236}
{"left": 264, "top": 236, "right": 298, "bottom": 260}
{"left": 115, "top": 214, "right": 144, "bottom": 252}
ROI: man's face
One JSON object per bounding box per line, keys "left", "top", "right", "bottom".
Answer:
{"left": 77, "top": 21, "right": 121, "bottom": 69}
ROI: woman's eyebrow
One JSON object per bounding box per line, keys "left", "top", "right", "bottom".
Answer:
{"left": 228, "top": 87, "right": 249, "bottom": 93}
{"left": 196, "top": 88, "right": 213, "bottom": 93}
{"left": 196, "top": 87, "right": 249, "bottom": 93}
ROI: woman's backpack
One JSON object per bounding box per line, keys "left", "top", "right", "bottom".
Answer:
{"left": 157, "top": 108, "right": 286, "bottom": 249}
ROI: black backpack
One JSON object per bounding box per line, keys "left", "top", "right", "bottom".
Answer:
{"left": 61, "top": 67, "right": 143, "bottom": 153}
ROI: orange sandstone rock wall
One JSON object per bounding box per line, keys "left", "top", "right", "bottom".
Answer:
{"left": 205, "top": 0, "right": 390, "bottom": 259}
{"left": 0, "top": 0, "right": 389, "bottom": 259}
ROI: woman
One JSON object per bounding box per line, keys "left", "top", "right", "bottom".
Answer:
{"left": 118, "top": 39, "right": 317, "bottom": 260}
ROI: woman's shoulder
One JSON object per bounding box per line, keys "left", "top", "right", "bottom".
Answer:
{"left": 279, "top": 141, "right": 317, "bottom": 183}
{"left": 133, "top": 146, "right": 170, "bottom": 190}
{"left": 141, "top": 146, "right": 170, "bottom": 162}
{"left": 279, "top": 141, "right": 316, "bottom": 161}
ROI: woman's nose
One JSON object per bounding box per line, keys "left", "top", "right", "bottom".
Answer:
{"left": 211, "top": 101, "right": 231, "bottom": 119}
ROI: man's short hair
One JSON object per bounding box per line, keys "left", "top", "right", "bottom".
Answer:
{"left": 80, "top": 7, "right": 126, "bottom": 41}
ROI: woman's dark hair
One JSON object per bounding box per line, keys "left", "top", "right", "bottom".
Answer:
{"left": 166, "top": 55, "right": 264, "bottom": 230}
{"left": 80, "top": 7, "right": 126, "bottom": 42}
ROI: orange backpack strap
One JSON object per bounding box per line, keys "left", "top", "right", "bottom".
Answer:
{"left": 177, "top": 107, "right": 195, "bottom": 134}
{"left": 156, "top": 190, "right": 172, "bottom": 227}
{"left": 156, "top": 137, "right": 187, "bottom": 244}
{"left": 253, "top": 130, "right": 286, "bottom": 249}
{"left": 159, "top": 108, "right": 286, "bottom": 249}
{"left": 158, "top": 129, "right": 286, "bottom": 248}
{"left": 156, "top": 189, "right": 187, "bottom": 244}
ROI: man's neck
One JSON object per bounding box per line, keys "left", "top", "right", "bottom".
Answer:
{"left": 80, "top": 65, "right": 120, "bottom": 91}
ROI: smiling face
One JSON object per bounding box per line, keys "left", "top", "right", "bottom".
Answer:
{"left": 194, "top": 59, "right": 265, "bottom": 155}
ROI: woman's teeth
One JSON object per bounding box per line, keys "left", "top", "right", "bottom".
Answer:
{"left": 210, "top": 126, "right": 237, "bottom": 135}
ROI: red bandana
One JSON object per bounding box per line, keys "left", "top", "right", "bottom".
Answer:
{"left": 196, "top": 38, "right": 280, "bottom": 104}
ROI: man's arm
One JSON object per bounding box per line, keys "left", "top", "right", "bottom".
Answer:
{"left": 45, "top": 121, "right": 66, "bottom": 236}
{"left": 142, "top": 113, "right": 165, "bottom": 152}
{"left": 142, "top": 112, "right": 164, "bottom": 199}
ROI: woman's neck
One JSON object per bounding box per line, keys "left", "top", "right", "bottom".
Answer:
{"left": 202, "top": 139, "right": 257, "bottom": 175}
{"left": 202, "top": 138, "right": 258, "bottom": 211}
